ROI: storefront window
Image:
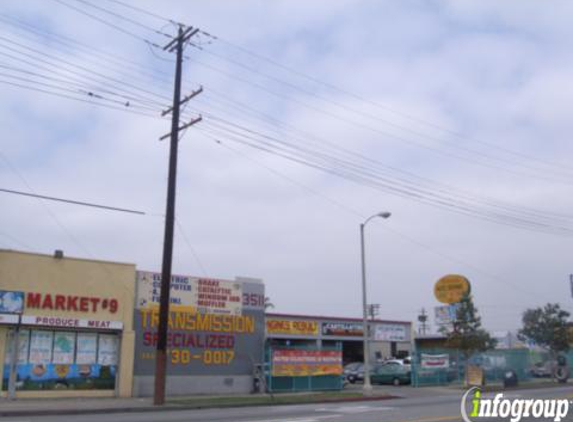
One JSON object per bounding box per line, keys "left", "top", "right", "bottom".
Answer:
{"left": 76, "top": 333, "right": 97, "bottom": 365}
{"left": 2, "top": 329, "right": 119, "bottom": 391}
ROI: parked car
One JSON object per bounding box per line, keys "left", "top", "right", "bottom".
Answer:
{"left": 530, "top": 361, "right": 554, "bottom": 378}
{"left": 344, "top": 362, "right": 364, "bottom": 383}
{"left": 370, "top": 363, "right": 411, "bottom": 386}
{"left": 383, "top": 358, "right": 412, "bottom": 371}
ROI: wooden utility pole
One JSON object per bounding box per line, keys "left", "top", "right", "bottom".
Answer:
{"left": 154, "top": 25, "right": 202, "bottom": 406}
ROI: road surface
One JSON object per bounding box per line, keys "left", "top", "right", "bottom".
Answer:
{"left": 1, "top": 386, "right": 572, "bottom": 422}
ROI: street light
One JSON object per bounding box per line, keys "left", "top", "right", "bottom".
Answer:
{"left": 360, "top": 211, "right": 391, "bottom": 396}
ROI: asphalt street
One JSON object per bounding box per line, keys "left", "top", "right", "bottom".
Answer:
{"left": 1, "top": 387, "right": 572, "bottom": 422}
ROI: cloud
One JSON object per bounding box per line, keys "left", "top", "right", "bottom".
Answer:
{"left": 1, "top": 0, "right": 572, "bottom": 336}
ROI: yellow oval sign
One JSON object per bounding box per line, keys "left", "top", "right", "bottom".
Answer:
{"left": 434, "top": 274, "right": 471, "bottom": 304}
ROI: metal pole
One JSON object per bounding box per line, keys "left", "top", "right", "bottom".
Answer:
{"left": 154, "top": 25, "right": 185, "bottom": 406}
{"left": 360, "top": 222, "right": 373, "bottom": 396}
{"left": 7, "top": 324, "right": 20, "bottom": 400}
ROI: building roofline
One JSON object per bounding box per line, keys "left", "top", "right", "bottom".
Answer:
{"left": 0, "top": 248, "right": 135, "bottom": 268}
{"left": 266, "top": 312, "right": 411, "bottom": 325}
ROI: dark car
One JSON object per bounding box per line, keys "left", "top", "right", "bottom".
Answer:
{"left": 370, "top": 362, "right": 411, "bottom": 386}
{"left": 344, "top": 362, "right": 363, "bottom": 383}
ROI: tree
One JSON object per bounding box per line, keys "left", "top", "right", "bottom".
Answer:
{"left": 518, "top": 303, "right": 571, "bottom": 355}
{"left": 442, "top": 294, "right": 497, "bottom": 359}
{"left": 264, "top": 297, "right": 274, "bottom": 311}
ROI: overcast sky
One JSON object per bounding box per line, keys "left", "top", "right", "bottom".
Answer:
{"left": 1, "top": 0, "right": 573, "bottom": 334}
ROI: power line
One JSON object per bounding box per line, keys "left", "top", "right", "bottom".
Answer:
{"left": 184, "top": 56, "right": 573, "bottom": 184}
{"left": 103, "top": 0, "right": 180, "bottom": 25}
{"left": 195, "top": 122, "right": 573, "bottom": 236}
{"left": 53, "top": 0, "right": 163, "bottom": 49}
{"left": 205, "top": 136, "right": 557, "bottom": 304}
{"left": 0, "top": 14, "right": 176, "bottom": 90}
{"left": 206, "top": 34, "right": 573, "bottom": 176}
{"left": 84, "top": 1, "right": 572, "bottom": 178}
{"left": 188, "top": 42, "right": 573, "bottom": 181}
{"left": 0, "top": 187, "right": 146, "bottom": 215}
{"left": 194, "top": 91, "right": 572, "bottom": 222}
{"left": 0, "top": 34, "right": 171, "bottom": 107}
{"left": 197, "top": 115, "right": 572, "bottom": 226}
{"left": 0, "top": 67, "right": 159, "bottom": 113}
{"left": 0, "top": 78, "right": 160, "bottom": 118}
{"left": 73, "top": 0, "right": 172, "bottom": 38}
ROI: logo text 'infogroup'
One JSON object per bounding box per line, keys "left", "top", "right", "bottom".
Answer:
{"left": 461, "top": 387, "right": 569, "bottom": 422}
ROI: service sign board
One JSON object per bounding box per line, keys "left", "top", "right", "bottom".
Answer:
{"left": 136, "top": 271, "right": 243, "bottom": 315}
{"left": 374, "top": 323, "right": 408, "bottom": 342}
{"left": 322, "top": 322, "right": 363, "bottom": 337}
{"left": 434, "top": 274, "right": 471, "bottom": 304}
{"left": 266, "top": 319, "right": 319, "bottom": 337}
{"left": 133, "top": 274, "right": 265, "bottom": 377}
{"left": 0, "top": 290, "right": 24, "bottom": 314}
{"left": 272, "top": 350, "right": 342, "bottom": 377}
{"left": 421, "top": 353, "right": 449, "bottom": 369}
{"left": 434, "top": 304, "right": 459, "bottom": 326}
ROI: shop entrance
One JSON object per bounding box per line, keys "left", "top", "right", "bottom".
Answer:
{"left": 323, "top": 339, "right": 363, "bottom": 364}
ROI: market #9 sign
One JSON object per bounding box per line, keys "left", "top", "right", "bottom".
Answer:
{"left": 133, "top": 276, "right": 265, "bottom": 376}
{"left": 271, "top": 350, "right": 342, "bottom": 377}
{"left": 434, "top": 274, "right": 471, "bottom": 304}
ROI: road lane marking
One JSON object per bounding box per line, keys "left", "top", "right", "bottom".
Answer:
{"left": 392, "top": 416, "right": 460, "bottom": 422}
{"left": 246, "top": 415, "right": 340, "bottom": 422}
{"left": 315, "top": 405, "right": 392, "bottom": 413}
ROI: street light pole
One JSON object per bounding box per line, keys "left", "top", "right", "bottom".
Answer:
{"left": 360, "top": 211, "right": 391, "bottom": 396}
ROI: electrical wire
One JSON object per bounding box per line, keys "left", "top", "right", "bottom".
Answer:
{"left": 0, "top": 14, "right": 176, "bottom": 90}
{"left": 92, "top": 0, "right": 573, "bottom": 179}
{"left": 0, "top": 187, "right": 146, "bottom": 215}
{"left": 195, "top": 91, "right": 573, "bottom": 222}
{"left": 194, "top": 121, "right": 573, "bottom": 236}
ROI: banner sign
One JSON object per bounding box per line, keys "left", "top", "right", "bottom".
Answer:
{"left": 374, "top": 324, "right": 408, "bottom": 341}
{"left": 136, "top": 271, "right": 243, "bottom": 315}
{"left": 266, "top": 319, "right": 319, "bottom": 336}
{"left": 0, "top": 290, "right": 24, "bottom": 314}
{"left": 0, "top": 314, "right": 19, "bottom": 324}
{"left": 133, "top": 277, "right": 265, "bottom": 377}
{"left": 434, "top": 305, "right": 459, "bottom": 326}
{"left": 322, "top": 322, "right": 363, "bottom": 337}
{"left": 421, "top": 353, "right": 450, "bottom": 369}
{"left": 21, "top": 315, "right": 123, "bottom": 330}
{"left": 272, "top": 350, "right": 343, "bottom": 377}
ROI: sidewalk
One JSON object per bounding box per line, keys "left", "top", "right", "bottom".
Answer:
{"left": 0, "top": 384, "right": 492, "bottom": 417}
{"left": 0, "top": 389, "right": 400, "bottom": 417}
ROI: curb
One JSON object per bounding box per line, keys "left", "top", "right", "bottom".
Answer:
{"left": 0, "top": 395, "right": 400, "bottom": 417}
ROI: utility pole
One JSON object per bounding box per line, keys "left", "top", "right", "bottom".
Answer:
{"left": 418, "top": 308, "right": 428, "bottom": 335}
{"left": 154, "top": 25, "right": 202, "bottom": 406}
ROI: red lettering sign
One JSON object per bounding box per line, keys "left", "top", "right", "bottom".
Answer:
{"left": 25, "top": 292, "right": 119, "bottom": 314}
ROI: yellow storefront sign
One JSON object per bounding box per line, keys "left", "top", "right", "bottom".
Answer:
{"left": 266, "top": 319, "right": 318, "bottom": 336}
{"left": 434, "top": 274, "right": 471, "bottom": 304}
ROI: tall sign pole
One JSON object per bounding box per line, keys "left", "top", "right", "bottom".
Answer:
{"left": 154, "top": 25, "right": 202, "bottom": 406}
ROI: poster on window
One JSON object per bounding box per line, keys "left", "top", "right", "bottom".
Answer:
{"left": 29, "top": 331, "right": 53, "bottom": 364}
{"left": 98, "top": 334, "right": 118, "bottom": 365}
{"left": 52, "top": 332, "right": 75, "bottom": 364}
{"left": 3, "top": 329, "right": 29, "bottom": 365}
{"left": 76, "top": 333, "right": 97, "bottom": 364}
